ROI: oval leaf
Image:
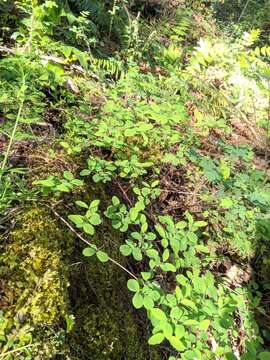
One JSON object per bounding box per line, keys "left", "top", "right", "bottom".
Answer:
{"left": 127, "top": 279, "right": 140, "bottom": 292}
{"left": 96, "top": 251, "right": 109, "bottom": 263}
{"left": 148, "top": 333, "right": 165, "bottom": 345}
{"left": 82, "top": 247, "right": 96, "bottom": 257}
{"left": 132, "top": 292, "right": 144, "bottom": 309}
{"left": 150, "top": 308, "right": 167, "bottom": 321}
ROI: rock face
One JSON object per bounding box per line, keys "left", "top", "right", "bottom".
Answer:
{"left": 0, "top": 205, "right": 161, "bottom": 359}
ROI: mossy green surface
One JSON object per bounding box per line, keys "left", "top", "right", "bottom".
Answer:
{"left": 0, "top": 203, "right": 162, "bottom": 359}
{"left": 0, "top": 206, "right": 72, "bottom": 358}
{"left": 68, "top": 214, "right": 162, "bottom": 360}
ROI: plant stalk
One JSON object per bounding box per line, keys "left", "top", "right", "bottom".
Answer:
{"left": 0, "top": 73, "right": 26, "bottom": 182}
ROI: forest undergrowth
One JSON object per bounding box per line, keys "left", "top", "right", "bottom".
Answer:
{"left": 0, "top": 1, "right": 270, "bottom": 359}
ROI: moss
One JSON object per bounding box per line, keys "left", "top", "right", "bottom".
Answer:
{"left": 0, "top": 206, "right": 73, "bottom": 358}
{"left": 0, "top": 198, "right": 162, "bottom": 359}
{"left": 68, "top": 214, "right": 162, "bottom": 360}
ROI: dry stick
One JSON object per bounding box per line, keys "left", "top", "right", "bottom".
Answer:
{"left": 0, "top": 46, "right": 99, "bottom": 80}
{"left": 238, "top": 0, "right": 252, "bottom": 23}
{"left": 45, "top": 204, "right": 138, "bottom": 280}
{"left": 0, "top": 74, "right": 25, "bottom": 183}
{"left": 267, "top": 79, "right": 270, "bottom": 156}
{"left": 159, "top": 189, "right": 194, "bottom": 195}
{"left": 0, "top": 344, "right": 34, "bottom": 359}
{"left": 116, "top": 180, "right": 133, "bottom": 207}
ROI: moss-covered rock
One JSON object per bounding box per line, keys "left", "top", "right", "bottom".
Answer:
{"left": 67, "top": 208, "right": 161, "bottom": 360}
{"left": 0, "top": 201, "right": 162, "bottom": 359}
{"left": 0, "top": 206, "right": 72, "bottom": 358}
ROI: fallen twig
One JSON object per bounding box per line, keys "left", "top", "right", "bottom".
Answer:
{"left": 45, "top": 204, "right": 138, "bottom": 280}
{"left": 0, "top": 344, "right": 35, "bottom": 359}
{"left": 0, "top": 46, "right": 99, "bottom": 80}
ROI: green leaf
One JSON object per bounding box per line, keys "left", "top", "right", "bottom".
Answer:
{"left": 68, "top": 215, "right": 84, "bottom": 227}
{"left": 151, "top": 180, "right": 159, "bottom": 188}
{"left": 120, "top": 244, "right": 132, "bottom": 256}
{"left": 184, "top": 319, "right": 198, "bottom": 326}
{"left": 160, "top": 263, "right": 176, "bottom": 272}
{"left": 80, "top": 169, "right": 91, "bottom": 176}
{"left": 96, "top": 251, "right": 109, "bottom": 263}
{"left": 82, "top": 247, "right": 96, "bottom": 257}
{"left": 195, "top": 244, "right": 209, "bottom": 253}
{"left": 175, "top": 325, "right": 185, "bottom": 339}
{"left": 143, "top": 296, "right": 154, "bottom": 310}
{"left": 132, "top": 247, "right": 143, "bottom": 261}
{"left": 162, "top": 249, "right": 170, "bottom": 262}
{"left": 148, "top": 333, "right": 165, "bottom": 345}
{"left": 220, "top": 197, "right": 234, "bottom": 209}
{"left": 182, "top": 299, "right": 197, "bottom": 311}
{"left": 60, "top": 141, "right": 69, "bottom": 149}
{"left": 130, "top": 207, "right": 139, "bottom": 221}
{"left": 131, "top": 232, "right": 142, "bottom": 240}
{"left": 75, "top": 200, "right": 89, "bottom": 209}
{"left": 150, "top": 308, "right": 167, "bottom": 321}
{"left": 199, "top": 319, "right": 210, "bottom": 331}
{"left": 170, "top": 307, "right": 181, "bottom": 320}
{"left": 127, "top": 279, "right": 140, "bottom": 292}
{"left": 155, "top": 224, "right": 166, "bottom": 238}
{"left": 61, "top": 45, "right": 73, "bottom": 57}
{"left": 176, "top": 221, "right": 187, "bottom": 230}
{"left": 187, "top": 231, "right": 198, "bottom": 243}
{"left": 124, "top": 128, "right": 137, "bottom": 137}
{"left": 34, "top": 178, "right": 55, "bottom": 187}
{"left": 175, "top": 286, "right": 182, "bottom": 301}
{"left": 83, "top": 223, "right": 95, "bottom": 235}
{"left": 56, "top": 183, "right": 70, "bottom": 192}
{"left": 161, "top": 321, "right": 173, "bottom": 338}
{"left": 168, "top": 336, "right": 185, "bottom": 351}
{"left": 161, "top": 238, "right": 168, "bottom": 248}
{"left": 71, "top": 179, "right": 84, "bottom": 186}
{"left": 194, "top": 220, "right": 208, "bottom": 228}
{"left": 132, "top": 292, "right": 144, "bottom": 309}
{"left": 146, "top": 249, "right": 159, "bottom": 259}
{"left": 141, "top": 272, "right": 151, "bottom": 281}
{"left": 112, "top": 196, "right": 120, "bottom": 206}
{"left": 89, "top": 213, "right": 102, "bottom": 226}
{"left": 63, "top": 171, "right": 74, "bottom": 180}
{"left": 259, "top": 352, "right": 270, "bottom": 360}
{"left": 89, "top": 199, "right": 100, "bottom": 209}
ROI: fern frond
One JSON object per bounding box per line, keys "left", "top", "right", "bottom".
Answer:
{"left": 93, "top": 57, "right": 123, "bottom": 77}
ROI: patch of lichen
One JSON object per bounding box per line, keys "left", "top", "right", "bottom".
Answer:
{"left": 0, "top": 205, "right": 73, "bottom": 358}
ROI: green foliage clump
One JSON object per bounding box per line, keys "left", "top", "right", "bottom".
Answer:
{"left": 1, "top": 0, "right": 270, "bottom": 359}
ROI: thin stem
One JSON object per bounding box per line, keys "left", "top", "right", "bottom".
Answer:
{"left": 0, "top": 344, "right": 34, "bottom": 359}
{"left": 45, "top": 204, "right": 138, "bottom": 280}
{"left": 238, "top": 0, "right": 252, "bottom": 23}
{"left": 109, "top": 0, "right": 118, "bottom": 41}
{"left": 0, "top": 68, "right": 26, "bottom": 182}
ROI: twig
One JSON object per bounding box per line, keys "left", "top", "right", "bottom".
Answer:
{"left": 45, "top": 204, "right": 138, "bottom": 280}
{"left": 160, "top": 189, "right": 194, "bottom": 195}
{"left": 0, "top": 344, "right": 34, "bottom": 359}
{"left": 0, "top": 69, "right": 25, "bottom": 181}
{"left": 116, "top": 180, "right": 133, "bottom": 207}
{"left": 0, "top": 46, "right": 99, "bottom": 80}
{"left": 238, "top": 0, "right": 252, "bottom": 22}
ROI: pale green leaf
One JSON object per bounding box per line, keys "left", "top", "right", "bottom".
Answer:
{"left": 127, "top": 279, "right": 140, "bottom": 292}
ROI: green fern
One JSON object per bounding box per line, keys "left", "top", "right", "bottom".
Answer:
{"left": 92, "top": 57, "right": 123, "bottom": 77}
